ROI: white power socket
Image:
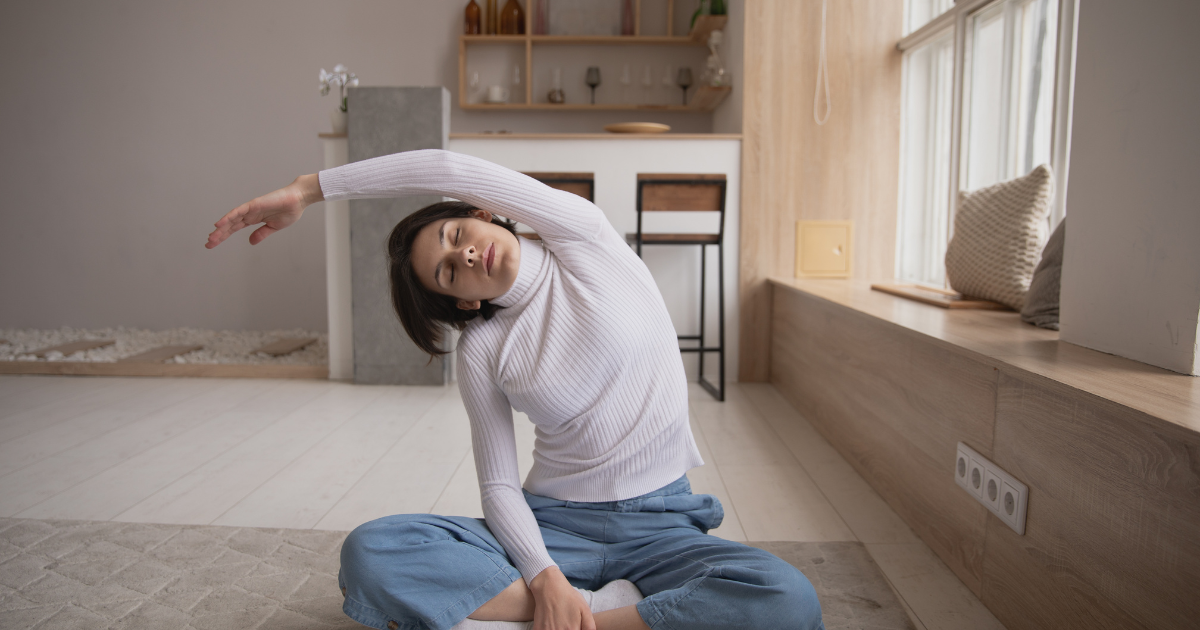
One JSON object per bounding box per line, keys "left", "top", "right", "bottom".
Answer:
{"left": 955, "top": 442, "right": 1028, "bottom": 535}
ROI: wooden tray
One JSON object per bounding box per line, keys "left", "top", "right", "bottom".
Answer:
{"left": 870, "top": 283, "right": 1009, "bottom": 310}
{"left": 604, "top": 122, "right": 671, "bottom": 134}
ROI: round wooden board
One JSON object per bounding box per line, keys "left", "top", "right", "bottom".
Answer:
{"left": 603, "top": 122, "right": 671, "bottom": 134}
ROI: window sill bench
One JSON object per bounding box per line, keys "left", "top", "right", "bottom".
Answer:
{"left": 769, "top": 276, "right": 1199, "bottom": 434}
{"left": 767, "top": 276, "right": 1200, "bottom": 630}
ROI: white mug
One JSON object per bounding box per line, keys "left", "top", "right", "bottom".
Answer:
{"left": 486, "top": 85, "right": 510, "bottom": 103}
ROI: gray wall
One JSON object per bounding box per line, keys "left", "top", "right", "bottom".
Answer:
{"left": 0, "top": 0, "right": 738, "bottom": 331}
{"left": 1059, "top": 0, "right": 1200, "bottom": 375}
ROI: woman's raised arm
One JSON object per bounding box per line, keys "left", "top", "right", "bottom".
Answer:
{"left": 205, "top": 173, "right": 324, "bottom": 248}
{"left": 319, "top": 149, "right": 606, "bottom": 245}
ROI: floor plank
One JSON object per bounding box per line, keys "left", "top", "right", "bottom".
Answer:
{"left": 314, "top": 388, "right": 472, "bottom": 530}
{"left": 212, "top": 386, "right": 443, "bottom": 529}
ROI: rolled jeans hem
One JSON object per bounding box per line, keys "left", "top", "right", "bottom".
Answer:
{"left": 341, "top": 561, "right": 522, "bottom": 630}
{"left": 429, "top": 565, "right": 524, "bottom": 630}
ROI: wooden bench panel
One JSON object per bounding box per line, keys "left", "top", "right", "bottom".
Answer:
{"left": 770, "top": 278, "right": 1200, "bottom": 630}
{"left": 982, "top": 373, "right": 1200, "bottom": 630}
{"left": 771, "top": 286, "right": 996, "bottom": 593}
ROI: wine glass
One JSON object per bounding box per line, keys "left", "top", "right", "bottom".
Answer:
{"left": 585, "top": 66, "right": 601, "bottom": 105}
{"left": 676, "top": 67, "right": 693, "bottom": 106}
{"left": 620, "top": 64, "right": 631, "bottom": 103}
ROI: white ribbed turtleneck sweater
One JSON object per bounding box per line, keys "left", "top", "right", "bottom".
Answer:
{"left": 319, "top": 150, "right": 703, "bottom": 583}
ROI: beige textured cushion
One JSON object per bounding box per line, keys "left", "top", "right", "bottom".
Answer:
{"left": 945, "top": 164, "right": 1054, "bottom": 310}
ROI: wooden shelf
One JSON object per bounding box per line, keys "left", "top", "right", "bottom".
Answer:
{"left": 689, "top": 15, "right": 729, "bottom": 43}
{"left": 461, "top": 35, "right": 529, "bottom": 44}
{"left": 456, "top": 98, "right": 720, "bottom": 111}
{"left": 459, "top": 1, "right": 730, "bottom": 114}
{"left": 462, "top": 35, "right": 700, "bottom": 46}
{"left": 449, "top": 133, "right": 743, "bottom": 139}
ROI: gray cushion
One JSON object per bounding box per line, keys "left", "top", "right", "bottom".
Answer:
{"left": 1021, "top": 218, "right": 1065, "bottom": 330}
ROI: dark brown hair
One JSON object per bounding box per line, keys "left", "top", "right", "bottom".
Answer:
{"left": 387, "top": 201, "right": 517, "bottom": 356}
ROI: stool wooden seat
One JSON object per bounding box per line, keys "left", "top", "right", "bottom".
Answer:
{"left": 632, "top": 173, "right": 727, "bottom": 401}
{"left": 624, "top": 233, "right": 721, "bottom": 245}
{"left": 521, "top": 172, "right": 595, "bottom": 202}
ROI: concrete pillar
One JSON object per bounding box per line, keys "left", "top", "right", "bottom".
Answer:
{"left": 346, "top": 87, "right": 451, "bottom": 385}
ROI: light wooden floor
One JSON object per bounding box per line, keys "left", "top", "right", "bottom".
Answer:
{"left": 0, "top": 375, "right": 1006, "bottom": 630}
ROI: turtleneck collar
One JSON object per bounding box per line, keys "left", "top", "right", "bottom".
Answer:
{"left": 490, "top": 236, "right": 546, "bottom": 309}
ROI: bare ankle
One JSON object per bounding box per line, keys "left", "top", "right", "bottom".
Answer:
{"left": 468, "top": 579, "right": 535, "bottom": 622}
{"left": 594, "top": 604, "right": 651, "bottom": 630}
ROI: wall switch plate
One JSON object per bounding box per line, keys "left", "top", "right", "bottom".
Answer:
{"left": 955, "top": 442, "right": 1029, "bottom": 535}
{"left": 795, "top": 221, "right": 853, "bottom": 278}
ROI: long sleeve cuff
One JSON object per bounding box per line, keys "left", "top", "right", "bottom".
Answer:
{"left": 317, "top": 167, "right": 351, "bottom": 202}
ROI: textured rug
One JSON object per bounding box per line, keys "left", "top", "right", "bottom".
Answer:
{"left": 0, "top": 518, "right": 912, "bottom": 630}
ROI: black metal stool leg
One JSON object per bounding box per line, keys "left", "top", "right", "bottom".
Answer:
{"left": 698, "top": 244, "right": 706, "bottom": 389}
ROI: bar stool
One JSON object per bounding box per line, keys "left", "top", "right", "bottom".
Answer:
{"left": 627, "top": 173, "right": 727, "bottom": 401}
{"left": 517, "top": 172, "right": 595, "bottom": 239}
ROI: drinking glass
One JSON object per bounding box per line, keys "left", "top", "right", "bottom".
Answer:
{"left": 677, "top": 67, "right": 694, "bottom": 105}
{"left": 586, "top": 66, "right": 601, "bottom": 104}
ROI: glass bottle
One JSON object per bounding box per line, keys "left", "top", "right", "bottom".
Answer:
{"left": 486, "top": 0, "right": 498, "bottom": 35}
{"left": 500, "top": 0, "right": 525, "bottom": 35}
{"left": 534, "top": 0, "right": 549, "bottom": 35}
{"left": 465, "top": 0, "right": 482, "bottom": 35}
{"left": 621, "top": 0, "right": 635, "bottom": 36}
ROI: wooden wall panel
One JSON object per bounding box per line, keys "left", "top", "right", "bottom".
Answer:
{"left": 770, "top": 280, "right": 1200, "bottom": 629}
{"left": 983, "top": 373, "right": 1200, "bottom": 630}
{"left": 739, "top": 0, "right": 903, "bottom": 381}
{"left": 771, "top": 287, "right": 995, "bottom": 592}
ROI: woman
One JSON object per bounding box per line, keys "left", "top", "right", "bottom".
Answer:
{"left": 207, "top": 150, "right": 823, "bottom": 630}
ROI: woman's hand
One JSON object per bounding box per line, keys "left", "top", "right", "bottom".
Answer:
{"left": 206, "top": 173, "right": 323, "bottom": 248}
{"left": 529, "top": 566, "right": 595, "bottom": 630}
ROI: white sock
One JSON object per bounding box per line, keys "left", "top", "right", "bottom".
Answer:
{"left": 590, "top": 579, "right": 644, "bottom": 613}
{"left": 451, "top": 619, "right": 530, "bottom": 630}
{"left": 573, "top": 586, "right": 595, "bottom": 609}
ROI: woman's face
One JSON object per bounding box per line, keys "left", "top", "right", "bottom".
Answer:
{"left": 411, "top": 210, "right": 521, "bottom": 310}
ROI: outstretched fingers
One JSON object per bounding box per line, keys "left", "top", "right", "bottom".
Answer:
{"left": 206, "top": 201, "right": 260, "bottom": 248}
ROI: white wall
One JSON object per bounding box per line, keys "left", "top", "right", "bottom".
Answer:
{"left": 0, "top": 0, "right": 741, "bottom": 332}
{"left": 449, "top": 137, "right": 741, "bottom": 381}
{"left": 1059, "top": 0, "right": 1200, "bottom": 375}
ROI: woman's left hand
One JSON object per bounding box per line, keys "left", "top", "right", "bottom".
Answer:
{"left": 529, "top": 566, "right": 595, "bottom": 630}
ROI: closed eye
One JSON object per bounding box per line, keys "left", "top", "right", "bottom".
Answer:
{"left": 455, "top": 227, "right": 461, "bottom": 245}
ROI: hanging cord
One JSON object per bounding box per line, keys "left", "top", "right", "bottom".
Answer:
{"left": 813, "top": 0, "right": 831, "bottom": 125}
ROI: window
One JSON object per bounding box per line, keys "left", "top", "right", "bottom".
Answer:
{"left": 963, "top": 0, "right": 1058, "bottom": 191}
{"left": 905, "top": 0, "right": 955, "bottom": 36}
{"left": 897, "top": 33, "right": 954, "bottom": 286}
{"left": 896, "top": 0, "right": 1076, "bottom": 287}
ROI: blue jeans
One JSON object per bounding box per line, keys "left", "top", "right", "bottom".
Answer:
{"left": 339, "top": 476, "right": 824, "bottom": 630}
